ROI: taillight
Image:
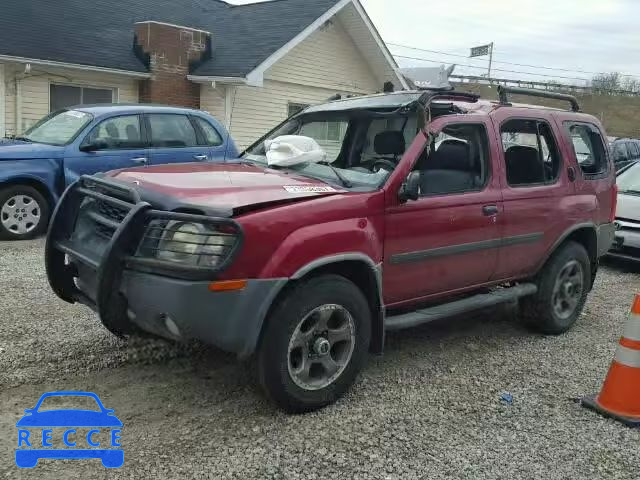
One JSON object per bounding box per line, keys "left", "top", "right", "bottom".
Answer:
{"left": 610, "top": 183, "right": 618, "bottom": 222}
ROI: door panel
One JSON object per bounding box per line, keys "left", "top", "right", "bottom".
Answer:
{"left": 63, "top": 114, "right": 148, "bottom": 186}
{"left": 383, "top": 118, "right": 502, "bottom": 306}
{"left": 145, "top": 114, "right": 212, "bottom": 165}
{"left": 192, "top": 116, "right": 228, "bottom": 162}
{"left": 492, "top": 113, "right": 573, "bottom": 279}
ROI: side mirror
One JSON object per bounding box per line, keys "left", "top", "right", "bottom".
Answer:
{"left": 399, "top": 171, "right": 421, "bottom": 202}
{"left": 79, "top": 140, "right": 107, "bottom": 152}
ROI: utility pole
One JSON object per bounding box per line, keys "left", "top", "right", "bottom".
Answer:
{"left": 488, "top": 42, "right": 494, "bottom": 80}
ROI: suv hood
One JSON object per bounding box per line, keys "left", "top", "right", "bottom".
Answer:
{"left": 0, "top": 139, "right": 64, "bottom": 159}
{"left": 111, "top": 161, "right": 345, "bottom": 213}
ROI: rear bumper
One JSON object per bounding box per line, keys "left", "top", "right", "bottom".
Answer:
{"left": 45, "top": 176, "right": 278, "bottom": 357}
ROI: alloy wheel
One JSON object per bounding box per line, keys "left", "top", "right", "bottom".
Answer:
{"left": 551, "top": 260, "right": 584, "bottom": 321}
{"left": 287, "top": 304, "right": 356, "bottom": 391}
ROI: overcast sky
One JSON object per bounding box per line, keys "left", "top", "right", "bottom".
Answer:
{"left": 228, "top": 0, "right": 640, "bottom": 86}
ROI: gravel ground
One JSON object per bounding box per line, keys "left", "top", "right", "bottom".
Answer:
{"left": 1, "top": 238, "right": 639, "bottom": 479}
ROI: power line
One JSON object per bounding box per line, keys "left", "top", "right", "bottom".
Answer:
{"left": 393, "top": 54, "right": 591, "bottom": 82}
{"left": 388, "top": 42, "right": 640, "bottom": 80}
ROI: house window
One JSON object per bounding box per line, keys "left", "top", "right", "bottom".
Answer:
{"left": 288, "top": 103, "right": 309, "bottom": 117}
{"left": 50, "top": 84, "right": 114, "bottom": 112}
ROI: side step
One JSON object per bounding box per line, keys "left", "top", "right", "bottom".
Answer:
{"left": 384, "top": 283, "right": 537, "bottom": 331}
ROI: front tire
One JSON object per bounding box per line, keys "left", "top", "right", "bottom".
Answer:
{"left": 0, "top": 185, "right": 50, "bottom": 240}
{"left": 521, "top": 241, "right": 591, "bottom": 334}
{"left": 258, "top": 275, "right": 371, "bottom": 413}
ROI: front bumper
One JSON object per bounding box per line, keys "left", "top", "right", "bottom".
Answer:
{"left": 119, "top": 272, "right": 286, "bottom": 355}
{"left": 605, "top": 219, "right": 640, "bottom": 263}
{"left": 45, "top": 176, "right": 281, "bottom": 357}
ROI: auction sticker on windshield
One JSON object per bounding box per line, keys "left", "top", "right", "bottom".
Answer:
{"left": 283, "top": 185, "right": 337, "bottom": 193}
{"left": 15, "top": 391, "right": 123, "bottom": 469}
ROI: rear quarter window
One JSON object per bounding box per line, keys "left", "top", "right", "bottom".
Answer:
{"left": 564, "top": 122, "right": 609, "bottom": 177}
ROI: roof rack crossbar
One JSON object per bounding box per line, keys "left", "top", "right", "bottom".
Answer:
{"left": 419, "top": 90, "right": 480, "bottom": 105}
{"left": 497, "top": 86, "right": 580, "bottom": 112}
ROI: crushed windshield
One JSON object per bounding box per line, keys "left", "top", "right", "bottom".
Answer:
{"left": 23, "top": 110, "right": 93, "bottom": 146}
{"left": 244, "top": 111, "right": 419, "bottom": 190}
{"left": 617, "top": 163, "right": 640, "bottom": 192}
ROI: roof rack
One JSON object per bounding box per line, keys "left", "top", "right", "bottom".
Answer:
{"left": 497, "top": 85, "right": 580, "bottom": 112}
{"left": 419, "top": 90, "right": 480, "bottom": 105}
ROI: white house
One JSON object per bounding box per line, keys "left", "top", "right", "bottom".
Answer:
{"left": 1, "top": 0, "right": 407, "bottom": 149}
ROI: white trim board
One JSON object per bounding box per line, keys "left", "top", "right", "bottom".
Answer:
{"left": 0, "top": 55, "right": 150, "bottom": 79}
{"left": 350, "top": 0, "right": 409, "bottom": 90}
{"left": 186, "top": 75, "right": 247, "bottom": 86}
{"left": 134, "top": 20, "right": 211, "bottom": 35}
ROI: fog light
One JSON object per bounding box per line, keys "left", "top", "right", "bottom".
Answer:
{"left": 163, "top": 314, "right": 181, "bottom": 337}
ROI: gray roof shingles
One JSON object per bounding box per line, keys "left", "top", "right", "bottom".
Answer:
{"left": 0, "top": 0, "right": 342, "bottom": 77}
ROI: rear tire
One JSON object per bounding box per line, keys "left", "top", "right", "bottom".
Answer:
{"left": 0, "top": 185, "right": 50, "bottom": 240}
{"left": 258, "top": 275, "right": 371, "bottom": 413}
{"left": 521, "top": 241, "right": 591, "bottom": 334}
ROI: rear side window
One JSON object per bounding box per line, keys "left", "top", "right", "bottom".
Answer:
{"left": 193, "top": 117, "right": 223, "bottom": 146}
{"left": 148, "top": 114, "right": 198, "bottom": 148}
{"left": 565, "top": 123, "right": 608, "bottom": 176}
{"left": 501, "top": 119, "right": 561, "bottom": 187}
{"left": 628, "top": 142, "right": 640, "bottom": 158}
{"left": 612, "top": 142, "right": 628, "bottom": 162}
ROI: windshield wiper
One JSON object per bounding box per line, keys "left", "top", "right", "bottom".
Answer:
{"left": 319, "top": 162, "right": 353, "bottom": 188}
{"left": 620, "top": 189, "right": 640, "bottom": 195}
{"left": 11, "top": 135, "right": 32, "bottom": 142}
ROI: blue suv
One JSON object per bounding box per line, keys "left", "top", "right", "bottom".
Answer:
{"left": 0, "top": 104, "right": 238, "bottom": 240}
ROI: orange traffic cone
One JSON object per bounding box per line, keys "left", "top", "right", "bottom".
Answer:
{"left": 582, "top": 294, "right": 640, "bottom": 427}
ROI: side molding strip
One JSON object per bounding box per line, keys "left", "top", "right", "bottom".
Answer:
{"left": 390, "top": 233, "right": 543, "bottom": 265}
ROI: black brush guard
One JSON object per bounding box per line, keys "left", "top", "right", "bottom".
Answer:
{"left": 45, "top": 175, "right": 243, "bottom": 336}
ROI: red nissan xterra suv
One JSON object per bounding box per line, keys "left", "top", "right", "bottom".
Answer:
{"left": 46, "top": 86, "right": 616, "bottom": 412}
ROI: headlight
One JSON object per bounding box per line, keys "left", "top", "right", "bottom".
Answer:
{"left": 148, "top": 221, "right": 236, "bottom": 267}
{"left": 158, "top": 222, "right": 201, "bottom": 262}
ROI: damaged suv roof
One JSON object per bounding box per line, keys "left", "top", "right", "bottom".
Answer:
{"left": 304, "top": 91, "right": 425, "bottom": 113}
{"left": 303, "top": 89, "right": 570, "bottom": 116}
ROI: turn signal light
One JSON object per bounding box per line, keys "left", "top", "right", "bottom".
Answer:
{"left": 208, "top": 280, "right": 248, "bottom": 292}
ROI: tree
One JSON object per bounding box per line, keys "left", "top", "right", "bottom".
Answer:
{"left": 591, "top": 72, "right": 640, "bottom": 95}
{"left": 621, "top": 76, "right": 640, "bottom": 94}
{"left": 591, "top": 72, "right": 621, "bottom": 94}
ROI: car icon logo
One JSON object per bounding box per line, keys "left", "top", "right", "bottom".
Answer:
{"left": 614, "top": 221, "right": 622, "bottom": 230}
{"left": 15, "top": 391, "right": 123, "bottom": 468}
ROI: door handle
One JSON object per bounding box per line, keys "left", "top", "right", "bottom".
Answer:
{"left": 482, "top": 205, "right": 499, "bottom": 216}
{"left": 567, "top": 166, "right": 576, "bottom": 182}
{"left": 193, "top": 154, "right": 208, "bottom": 161}
{"left": 132, "top": 157, "right": 148, "bottom": 165}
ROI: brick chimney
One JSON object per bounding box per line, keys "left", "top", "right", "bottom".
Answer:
{"left": 134, "top": 21, "right": 212, "bottom": 108}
